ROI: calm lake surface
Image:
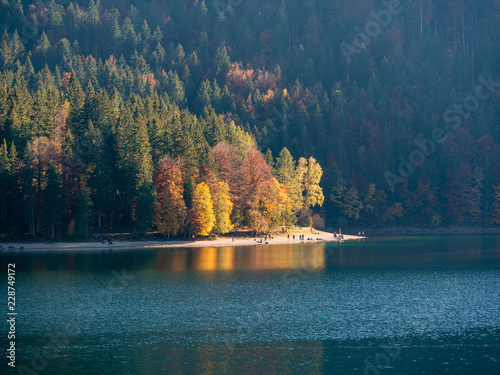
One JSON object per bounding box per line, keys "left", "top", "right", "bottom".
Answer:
{"left": 2, "top": 235, "right": 499, "bottom": 374}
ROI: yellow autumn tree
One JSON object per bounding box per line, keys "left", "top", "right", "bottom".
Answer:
{"left": 260, "top": 179, "right": 293, "bottom": 231}
{"left": 213, "top": 181, "right": 233, "bottom": 234}
{"left": 296, "top": 156, "right": 324, "bottom": 224}
{"left": 304, "top": 156, "right": 325, "bottom": 208}
{"left": 189, "top": 182, "right": 215, "bottom": 236}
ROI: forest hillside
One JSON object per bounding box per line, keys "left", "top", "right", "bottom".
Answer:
{"left": 0, "top": 0, "right": 499, "bottom": 238}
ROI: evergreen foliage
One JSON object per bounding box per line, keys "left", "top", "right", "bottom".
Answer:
{"left": 0, "top": 0, "right": 499, "bottom": 237}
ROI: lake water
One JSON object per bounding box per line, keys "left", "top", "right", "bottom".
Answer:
{"left": 2, "top": 235, "right": 499, "bottom": 374}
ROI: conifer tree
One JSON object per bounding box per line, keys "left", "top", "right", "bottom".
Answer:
{"left": 0, "top": 31, "right": 13, "bottom": 69}
{"left": 115, "top": 108, "right": 155, "bottom": 229}
{"left": 37, "top": 32, "right": 51, "bottom": 63}
{"left": 0, "top": 139, "right": 10, "bottom": 237}
{"left": 213, "top": 44, "right": 230, "bottom": 73}
{"left": 67, "top": 73, "right": 85, "bottom": 139}
{"left": 276, "top": 147, "right": 301, "bottom": 212}
{"left": 75, "top": 180, "right": 92, "bottom": 236}
{"left": 43, "top": 164, "right": 62, "bottom": 237}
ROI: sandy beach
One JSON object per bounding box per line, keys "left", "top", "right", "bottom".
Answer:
{"left": 0, "top": 230, "right": 365, "bottom": 251}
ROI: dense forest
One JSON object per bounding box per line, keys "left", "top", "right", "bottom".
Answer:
{"left": 0, "top": 0, "right": 499, "bottom": 238}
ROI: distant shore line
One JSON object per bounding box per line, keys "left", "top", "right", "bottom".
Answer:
{"left": 0, "top": 230, "right": 365, "bottom": 251}
{"left": 350, "top": 227, "right": 500, "bottom": 235}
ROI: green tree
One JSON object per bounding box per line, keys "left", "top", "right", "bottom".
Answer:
{"left": 151, "top": 43, "right": 165, "bottom": 67}
{"left": 163, "top": 70, "right": 186, "bottom": 106}
{"left": 48, "top": 1, "right": 63, "bottom": 32}
{"left": 11, "top": 0, "right": 23, "bottom": 20}
{"left": 265, "top": 148, "right": 274, "bottom": 171}
{"left": 37, "top": 32, "right": 51, "bottom": 62}
{"left": 0, "top": 139, "right": 10, "bottom": 237}
{"left": 67, "top": 72, "right": 85, "bottom": 139}
{"left": 75, "top": 181, "right": 92, "bottom": 236}
{"left": 213, "top": 44, "right": 230, "bottom": 73}
{"left": 0, "top": 31, "right": 13, "bottom": 69}
{"left": 141, "top": 20, "right": 151, "bottom": 42}
{"left": 115, "top": 108, "right": 155, "bottom": 229}
{"left": 276, "top": 147, "right": 301, "bottom": 212}
{"left": 331, "top": 179, "right": 363, "bottom": 222}
{"left": 43, "top": 164, "right": 62, "bottom": 237}
{"left": 151, "top": 26, "right": 163, "bottom": 45}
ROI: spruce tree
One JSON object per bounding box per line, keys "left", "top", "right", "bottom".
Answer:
{"left": 43, "top": 164, "right": 63, "bottom": 237}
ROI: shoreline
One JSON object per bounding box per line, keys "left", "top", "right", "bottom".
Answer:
{"left": 0, "top": 231, "right": 365, "bottom": 252}
{"left": 347, "top": 227, "right": 500, "bottom": 235}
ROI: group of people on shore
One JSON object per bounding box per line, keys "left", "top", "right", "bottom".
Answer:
{"left": 286, "top": 234, "right": 323, "bottom": 241}
{"left": 96, "top": 236, "right": 113, "bottom": 245}
{"left": 255, "top": 234, "right": 275, "bottom": 244}
{"left": 334, "top": 232, "right": 344, "bottom": 240}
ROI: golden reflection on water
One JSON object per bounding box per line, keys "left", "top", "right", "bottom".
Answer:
{"left": 136, "top": 341, "right": 324, "bottom": 375}
{"left": 155, "top": 243, "right": 326, "bottom": 272}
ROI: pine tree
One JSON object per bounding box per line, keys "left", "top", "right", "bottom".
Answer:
{"left": 265, "top": 148, "right": 274, "bottom": 172}
{"left": 151, "top": 43, "right": 165, "bottom": 68}
{"left": 276, "top": 147, "right": 301, "bottom": 212}
{"left": 0, "top": 139, "right": 10, "bottom": 237}
{"left": 11, "top": 0, "right": 23, "bottom": 21}
{"left": 213, "top": 44, "right": 230, "bottom": 73}
{"left": 0, "top": 31, "right": 13, "bottom": 69}
{"left": 66, "top": 72, "right": 85, "bottom": 139}
{"left": 9, "top": 83, "right": 33, "bottom": 147}
{"left": 11, "top": 30, "right": 24, "bottom": 61}
{"left": 141, "top": 20, "right": 151, "bottom": 42}
{"left": 331, "top": 178, "right": 363, "bottom": 222}
{"left": 121, "top": 17, "right": 137, "bottom": 57}
{"left": 203, "top": 106, "right": 227, "bottom": 146}
{"left": 37, "top": 32, "right": 51, "bottom": 62}
{"left": 115, "top": 108, "right": 155, "bottom": 229}
{"left": 22, "top": 145, "right": 35, "bottom": 236}
{"left": 48, "top": 1, "right": 63, "bottom": 32}
{"left": 163, "top": 70, "right": 186, "bottom": 106}
{"left": 32, "top": 88, "right": 52, "bottom": 137}
{"left": 151, "top": 26, "right": 163, "bottom": 45}
{"left": 75, "top": 180, "right": 92, "bottom": 236}
{"left": 8, "top": 142, "right": 23, "bottom": 234}
{"left": 135, "top": 181, "right": 155, "bottom": 232}
{"left": 43, "top": 164, "right": 62, "bottom": 237}
{"left": 0, "top": 83, "right": 9, "bottom": 137}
